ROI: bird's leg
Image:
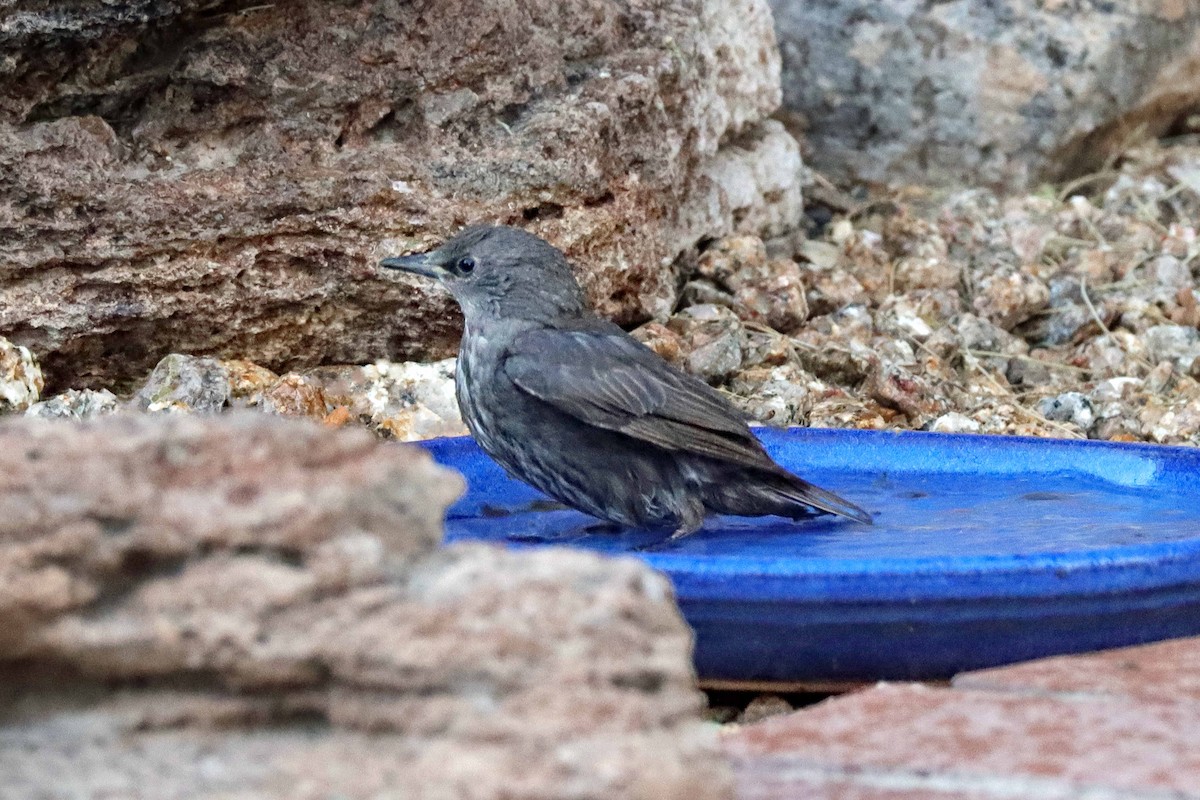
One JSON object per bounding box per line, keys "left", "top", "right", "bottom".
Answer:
{"left": 666, "top": 501, "right": 706, "bottom": 542}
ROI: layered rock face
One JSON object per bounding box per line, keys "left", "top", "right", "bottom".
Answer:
{"left": 0, "top": 0, "right": 799, "bottom": 391}
{"left": 0, "top": 414, "right": 730, "bottom": 800}
{"left": 771, "top": 0, "right": 1200, "bottom": 189}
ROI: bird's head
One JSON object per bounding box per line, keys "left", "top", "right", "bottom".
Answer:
{"left": 380, "top": 225, "right": 587, "bottom": 324}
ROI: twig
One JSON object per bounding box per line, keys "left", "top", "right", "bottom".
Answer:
{"left": 1078, "top": 275, "right": 1112, "bottom": 337}
{"left": 1058, "top": 170, "right": 1119, "bottom": 202}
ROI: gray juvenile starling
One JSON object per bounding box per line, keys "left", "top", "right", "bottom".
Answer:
{"left": 381, "top": 225, "right": 870, "bottom": 538}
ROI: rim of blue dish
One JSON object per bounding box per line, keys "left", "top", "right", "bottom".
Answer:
{"left": 424, "top": 428, "right": 1200, "bottom": 604}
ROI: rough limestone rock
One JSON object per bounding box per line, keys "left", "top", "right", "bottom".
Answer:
{"left": 771, "top": 0, "right": 1200, "bottom": 189}
{"left": 0, "top": 413, "right": 729, "bottom": 800}
{"left": 0, "top": 0, "right": 796, "bottom": 392}
{"left": 0, "top": 336, "right": 42, "bottom": 412}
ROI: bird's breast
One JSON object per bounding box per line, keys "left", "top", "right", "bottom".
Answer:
{"left": 455, "top": 327, "right": 505, "bottom": 455}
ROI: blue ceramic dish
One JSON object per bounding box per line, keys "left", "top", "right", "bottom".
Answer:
{"left": 423, "top": 428, "right": 1200, "bottom": 682}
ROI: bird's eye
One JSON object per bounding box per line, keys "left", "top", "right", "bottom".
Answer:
{"left": 457, "top": 256, "right": 476, "bottom": 274}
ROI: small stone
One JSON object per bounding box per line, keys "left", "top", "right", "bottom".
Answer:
{"left": 25, "top": 389, "right": 119, "bottom": 420}
{"left": 730, "top": 259, "right": 809, "bottom": 334}
{"left": 1090, "top": 377, "right": 1144, "bottom": 404}
{"left": 630, "top": 322, "right": 687, "bottom": 367}
{"left": 697, "top": 237, "right": 809, "bottom": 332}
{"left": 808, "top": 394, "right": 893, "bottom": 430}
{"left": 1148, "top": 254, "right": 1191, "bottom": 288}
{"left": 260, "top": 374, "right": 329, "bottom": 419}
{"left": 132, "top": 354, "right": 230, "bottom": 414}
{"left": 1144, "top": 360, "right": 1176, "bottom": 395}
{"left": 736, "top": 695, "right": 794, "bottom": 725}
{"left": 893, "top": 255, "right": 961, "bottom": 291}
{"left": 972, "top": 269, "right": 1050, "bottom": 330}
{"left": 865, "top": 361, "right": 949, "bottom": 422}
{"left": 1094, "top": 415, "right": 1144, "bottom": 442}
{"left": 322, "top": 406, "right": 353, "bottom": 428}
{"left": 1037, "top": 392, "right": 1095, "bottom": 432}
{"left": 696, "top": 235, "right": 768, "bottom": 284}
{"left": 728, "top": 364, "right": 821, "bottom": 426}
{"left": 1033, "top": 302, "right": 1096, "bottom": 346}
{"left": 925, "top": 313, "right": 1028, "bottom": 365}
{"left": 681, "top": 279, "right": 737, "bottom": 309}
{"left": 741, "top": 329, "right": 792, "bottom": 369}
{"left": 1005, "top": 357, "right": 1053, "bottom": 388}
{"left": 798, "top": 238, "right": 841, "bottom": 269}
{"left": 302, "top": 360, "right": 468, "bottom": 441}
{"left": 1073, "top": 332, "right": 1151, "bottom": 378}
{"left": 223, "top": 359, "right": 281, "bottom": 402}
{"left": 667, "top": 304, "right": 745, "bottom": 384}
{"left": 1144, "top": 325, "right": 1200, "bottom": 376}
{"left": 929, "top": 412, "right": 982, "bottom": 434}
{"left": 0, "top": 337, "right": 43, "bottom": 413}
{"left": 804, "top": 269, "right": 871, "bottom": 316}
{"left": 372, "top": 360, "right": 467, "bottom": 441}
{"left": 874, "top": 295, "right": 934, "bottom": 341}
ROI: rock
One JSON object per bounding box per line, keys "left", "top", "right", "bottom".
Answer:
{"left": 929, "top": 412, "right": 982, "bottom": 434}
{"left": 865, "top": 360, "right": 949, "bottom": 423}
{"left": 0, "top": 413, "right": 730, "bottom": 799}
{"left": 667, "top": 304, "right": 746, "bottom": 383}
{"left": 0, "top": 0, "right": 796, "bottom": 393}
{"left": 732, "top": 257, "right": 809, "bottom": 334}
{"left": 873, "top": 296, "right": 932, "bottom": 342}
{"left": 306, "top": 358, "right": 467, "bottom": 441}
{"left": 696, "top": 235, "right": 768, "bottom": 284}
{"left": 924, "top": 313, "right": 1028, "bottom": 382}
{"left": 696, "top": 236, "right": 808, "bottom": 332}
{"left": 681, "top": 278, "right": 739, "bottom": 310}
{"left": 688, "top": 119, "right": 806, "bottom": 240}
{"left": 971, "top": 269, "right": 1050, "bottom": 332}
{"left": 797, "top": 239, "right": 840, "bottom": 270}
{"left": 222, "top": 359, "right": 281, "bottom": 404}
{"left": 132, "top": 353, "right": 230, "bottom": 413}
{"left": 24, "top": 388, "right": 119, "bottom": 420}
{"left": 631, "top": 322, "right": 688, "bottom": 367}
{"left": 0, "top": 337, "right": 43, "bottom": 413}
{"left": 1090, "top": 377, "right": 1147, "bottom": 441}
{"left": 1005, "top": 356, "right": 1053, "bottom": 389}
{"left": 1144, "top": 325, "right": 1200, "bottom": 377}
{"left": 771, "top": 0, "right": 1200, "bottom": 189}
{"left": 741, "top": 328, "right": 793, "bottom": 369}
{"left": 1037, "top": 392, "right": 1096, "bottom": 433}
{"left": 798, "top": 266, "right": 870, "bottom": 317}
{"left": 807, "top": 393, "right": 893, "bottom": 431}
{"left": 259, "top": 374, "right": 330, "bottom": 419}
{"left": 736, "top": 695, "right": 794, "bottom": 725}
{"left": 728, "top": 364, "right": 820, "bottom": 426}
{"left": 792, "top": 306, "right": 876, "bottom": 385}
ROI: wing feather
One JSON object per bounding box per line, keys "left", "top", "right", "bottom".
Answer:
{"left": 503, "top": 325, "right": 772, "bottom": 467}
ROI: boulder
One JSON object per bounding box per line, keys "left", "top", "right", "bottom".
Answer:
{"left": 0, "top": 413, "right": 730, "bottom": 799}
{"left": 771, "top": 0, "right": 1200, "bottom": 189}
{"left": 0, "top": 0, "right": 797, "bottom": 392}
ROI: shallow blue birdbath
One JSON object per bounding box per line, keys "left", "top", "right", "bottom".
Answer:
{"left": 422, "top": 428, "right": 1200, "bottom": 683}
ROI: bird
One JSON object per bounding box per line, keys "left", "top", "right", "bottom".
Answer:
{"left": 380, "top": 224, "right": 871, "bottom": 540}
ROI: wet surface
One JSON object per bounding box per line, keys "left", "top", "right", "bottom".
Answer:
{"left": 438, "top": 429, "right": 1200, "bottom": 561}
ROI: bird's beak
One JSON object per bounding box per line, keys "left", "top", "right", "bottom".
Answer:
{"left": 380, "top": 251, "right": 445, "bottom": 280}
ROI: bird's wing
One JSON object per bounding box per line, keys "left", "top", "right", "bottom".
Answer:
{"left": 502, "top": 324, "right": 772, "bottom": 467}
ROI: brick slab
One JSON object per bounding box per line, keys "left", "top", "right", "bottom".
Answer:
{"left": 954, "top": 636, "right": 1200, "bottom": 704}
{"left": 724, "top": 682, "right": 1200, "bottom": 798}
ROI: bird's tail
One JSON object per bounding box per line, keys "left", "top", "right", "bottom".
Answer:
{"left": 710, "top": 467, "right": 873, "bottom": 525}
